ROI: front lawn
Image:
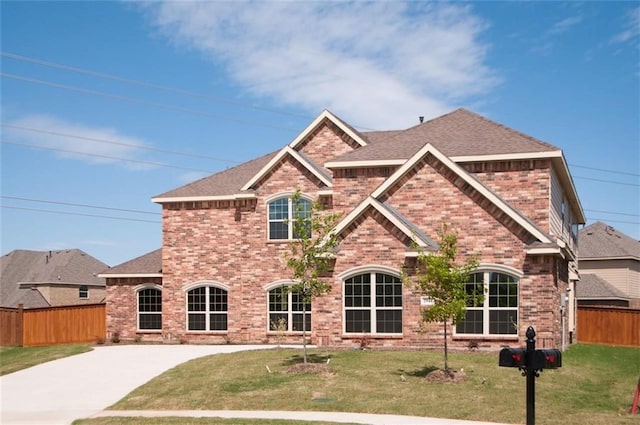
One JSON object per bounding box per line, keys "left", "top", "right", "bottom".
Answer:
{"left": 0, "top": 344, "right": 92, "bottom": 375}
{"left": 98, "top": 343, "right": 639, "bottom": 425}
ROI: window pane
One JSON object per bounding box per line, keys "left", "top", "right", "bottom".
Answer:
{"left": 456, "top": 309, "right": 483, "bottom": 334}
{"left": 269, "top": 222, "right": 288, "bottom": 240}
{"left": 489, "top": 273, "right": 518, "bottom": 308}
{"left": 269, "top": 198, "right": 289, "bottom": 220}
{"left": 489, "top": 310, "right": 518, "bottom": 334}
{"left": 188, "top": 313, "right": 206, "bottom": 331}
{"left": 139, "top": 288, "right": 162, "bottom": 312}
{"left": 345, "top": 274, "right": 371, "bottom": 308}
{"left": 291, "top": 291, "right": 311, "bottom": 312}
{"left": 209, "top": 287, "right": 228, "bottom": 312}
{"left": 345, "top": 310, "right": 371, "bottom": 333}
{"left": 210, "top": 313, "right": 227, "bottom": 331}
{"left": 464, "top": 273, "right": 484, "bottom": 307}
{"left": 375, "top": 273, "right": 402, "bottom": 307}
{"left": 187, "top": 287, "right": 206, "bottom": 312}
{"left": 269, "top": 313, "right": 288, "bottom": 331}
{"left": 292, "top": 312, "right": 311, "bottom": 331}
{"left": 269, "top": 287, "right": 287, "bottom": 312}
{"left": 139, "top": 313, "right": 162, "bottom": 330}
{"left": 376, "top": 310, "right": 402, "bottom": 334}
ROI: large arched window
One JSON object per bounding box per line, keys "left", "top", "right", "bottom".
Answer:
{"left": 456, "top": 271, "right": 519, "bottom": 336}
{"left": 267, "top": 195, "right": 312, "bottom": 240}
{"left": 137, "top": 286, "right": 162, "bottom": 331}
{"left": 267, "top": 286, "right": 311, "bottom": 332}
{"left": 186, "top": 285, "right": 228, "bottom": 331}
{"left": 343, "top": 271, "right": 403, "bottom": 335}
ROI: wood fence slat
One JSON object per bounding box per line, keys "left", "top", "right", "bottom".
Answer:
{"left": 578, "top": 306, "right": 640, "bottom": 347}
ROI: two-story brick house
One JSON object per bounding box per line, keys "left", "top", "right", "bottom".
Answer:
{"left": 102, "top": 108, "right": 584, "bottom": 349}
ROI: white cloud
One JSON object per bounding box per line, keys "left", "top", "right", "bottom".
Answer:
{"left": 4, "top": 115, "right": 153, "bottom": 169}
{"left": 139, "top": 1, "right": 498, "bottom": 130}
{"left": 549, "top": 16, "right": 583, "bottom": 35}
{"left": 610, "top": 6, "right": 640, "bottom": 46}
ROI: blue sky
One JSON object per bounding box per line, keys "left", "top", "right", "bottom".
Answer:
{"left": 1, "top": 1, "right": 638, "bottom": 266}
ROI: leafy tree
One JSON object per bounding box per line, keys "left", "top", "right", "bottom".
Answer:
{"left": 284, "top": 190, "right": 341, "bottom": 363}
{"left": 409, "top": 225, "right": 479, "bottom": 373}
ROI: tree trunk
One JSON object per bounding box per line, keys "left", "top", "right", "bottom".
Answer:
{"left": 443, "top": 319, "right": 449, "bottom": 372}
{"left": 302, "top": 300, "right": 308, "bottom": 364}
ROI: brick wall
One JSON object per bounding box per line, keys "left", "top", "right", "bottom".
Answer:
{"left": 106, "top": 277, "right": 162, "bottom": 342}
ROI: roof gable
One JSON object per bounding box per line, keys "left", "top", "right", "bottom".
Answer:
{"left": 100, "top": 248, "right": 162, "bottom": 277}
{"left": 576, "top": 273, "right": 629, "bottom": 300}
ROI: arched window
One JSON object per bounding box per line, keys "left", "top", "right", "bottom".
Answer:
{"left": 267, "top": 195, "right": 312, "bottom": 240}
{"left": 268, "top": 286, "right": 311, "bottom": 332}
{"left": 186, "top": 285, "right": 228, "bottom": 331}
{"left": 343, "top": 271, "right": 402, "bottom": 334}
{"left": 456, "top": 271, "right": 519, "bottom": 336}
{"left": 137, "top": 287, "right": 162, "bottom": 331}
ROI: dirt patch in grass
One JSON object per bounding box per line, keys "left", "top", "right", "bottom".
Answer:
{"left": 285, "top": 363, "right": 332, "bottom": 375}
{"left": 425, "top": 368, "right": 466, "bottom": 383}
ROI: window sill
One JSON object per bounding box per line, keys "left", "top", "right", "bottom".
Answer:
{"left": 453, "top": 334, "right": 519, "bottom": 341}
{"left": 342, "top": 334, "right": 404, "bottom": 339}
{"left": 185, "top": 331, "right": 229, "bottom": 334}
{"left": 136, "top": 330, "right": 162, "bottom": 334}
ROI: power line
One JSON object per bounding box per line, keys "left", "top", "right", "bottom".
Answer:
{"left": 1, "top": 139, "right": 214, "bottom": 173}
{"left": 584, "top": 208, "right": 639, "bottom": 217}
{"left": 573, "top": 175, "right": 639, "bottom": 187}
{"left": 1, "top": 72, "right": 299, "bottom": 132}
{"left": 1, "top": 51, "right": 312, "bottom": 121}
{"left": 570, "top": 163, "right": 639, "bottom": 177}
{"left": 0, "top": 205, "right": 161, "bottom": 224}
{"left": 1, "top": 123, "right": 240, "bottom": 165}
{"left": 586, "top": 217, "right": 639, "bottom": 226}
{"left": 1, "top": 196, "right": 161, "bottom": 216}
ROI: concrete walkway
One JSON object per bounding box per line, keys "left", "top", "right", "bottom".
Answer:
{"left": 0, "top": 345, "right": 509, "bottom": 425}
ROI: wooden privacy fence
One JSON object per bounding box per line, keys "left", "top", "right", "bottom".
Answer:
{"left": 578, "top": 306, "right": 640, "bottom": 347}
{"left": 0, "top": 303, "right": 105, "bottom": 347}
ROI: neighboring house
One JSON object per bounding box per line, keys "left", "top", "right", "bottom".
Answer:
{"left": 0, "top": 249, "right": 108, "bottom": 308}
{"left": 102, "top": 108, "right": 584, "bottom": 349}
{"left": 577, "top": 222, "right": 640, "bottom": 308}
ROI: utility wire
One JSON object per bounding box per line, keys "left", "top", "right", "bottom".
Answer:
{"left": 1, "top": 196, "right": 161, "bottom": 216}
{"left": 0, "top": 140, "right": 214, "bottom": 173}
{"left": 0, "top": 72, "right": 299, "bottom": 132}
{"left": 570, "top": 163, "right": 639, "bottom": 177}
{"left": 0, "top": 205, "right": 161, "bottom": 224}
{"left": 573, "top": 175, "right": 639, "bottom": 187}
{"left": 1, "top": 51, "right": 312, "bottom": 120}
{"left": 587, "top": 217, "right": 639, "bottom": 226}
{"left": 584, "top": 208, "right": 639, "bottom": 217}
{"left": 1, "top": 123, "right": 240, "bottom": 164}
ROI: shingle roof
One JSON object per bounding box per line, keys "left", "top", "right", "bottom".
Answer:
{"left": 101, "top": 249, "right": 162, "bottom": 275}
{"left": 0, "top": 249, "right": 108, "bottom": 308}
{"left": 154, "top": 150, "right": 278, "bottom": 199}
{"left": 578, "top": 222, "right": 640, "bottom": 260}
{"left": 576, "top": 273, "right": 629, "bottom": 300}
{"left": 338, "top": 108, "right": 560, "bottom": 163}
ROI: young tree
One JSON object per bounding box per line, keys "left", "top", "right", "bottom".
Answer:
{"left": 409, "top": 225, "right": 479, "bottom": 373}
{"left": 284, "top": 190, "right": 341, "bottom": 363}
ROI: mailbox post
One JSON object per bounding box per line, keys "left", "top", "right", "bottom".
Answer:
{"left": 499, "top": 326, "right": 562, "bottom": 425}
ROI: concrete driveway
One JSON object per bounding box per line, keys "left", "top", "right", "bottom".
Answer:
{"left": 0, "top": 344, "right": 273, "bottom": 425}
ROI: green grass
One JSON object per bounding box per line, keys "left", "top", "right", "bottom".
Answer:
{"left": 0, "top": 344, "right": 92, "bottom": 375}
{"left": 73, "top": 418, "right": 356, "bottom": 425}
{"left": 96, "top": 344, "right": 640, "bottom": 425}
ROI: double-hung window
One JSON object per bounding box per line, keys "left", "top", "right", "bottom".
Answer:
{"left": 268, "top": 286, "right": 311, "bottom": 332}
{"left": 138, "top": 287, "right": 162, "bottom": 331}
{"left": 456, "top": 271, "right": 519, "bottom": 336}
{"left": 268, "top": 196, "right": 311, "bottom": 240}
{"left": 344, "top": 272, "right": 402, "bottom": 334}
{"left": 186, "top": 286, "right": 228, "bottom": 331}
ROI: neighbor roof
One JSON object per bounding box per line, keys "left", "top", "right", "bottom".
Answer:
{"left": 576, "top": 273, "right": 629, "bottom": 301}
{"left": 578, "top": 222, "right": 640, "bottom": 260}
{"left": 0, "top": 249, "right": 108, "bottom": 308}
{"left": 100, "top": 248, "right": 162, "bottom": 277}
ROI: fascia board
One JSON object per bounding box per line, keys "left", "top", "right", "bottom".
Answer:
{"left": 450, "top": 151, "right": 563, "bottom": 162}
{"left": 553, "top": 155, "right": 586, "bottom": 224}
{"left": 151, "top": 194, "right": 257, "bottom": 203}
{"left": 525, "top": 247, "right": 564, "bottom": 258}
{"left": 368, "top": 198, "right": 429, "bottom": 247}
{"left": 373, "top": 143, "right": 554, "bottom": 245}
{"left": 289, "top": 110, "right": 368, "bottom": 150}
{"left": 98, "top": 273, "right": 163, "bottom": 278}
{"left": 332, "top": 197, "right": 374, "bottom": 237}
{"left": 325, "top": 159, "right": 406, "bottom": 169}
{"left": 288, "top": 148, "right": 333, "bottom": 187}
{"left": 240, "top": 147, "right": 290, "bottom": 191}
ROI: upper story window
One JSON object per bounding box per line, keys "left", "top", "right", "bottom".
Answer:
{"left": 343, "top": 271, "right": 403, "bottom": 335}
{"left": 268, "top": 196, "right": 312, "bottom": 240}
{"left": 79, "top": 285, "right": 88, "bottom": 299}
{"left": 456, "top": 271, "right": 519, "bottom": 336}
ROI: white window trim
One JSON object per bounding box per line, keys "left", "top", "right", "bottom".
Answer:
{"left": 183, "top": 281, "right": 229, "bottom": 333}
{"left": 135, "top": 284, "right": 162, "bottom": 332}
{"left": 79, "top": 285, "right": 88, "bottom": 299}
{"left": 341, "top": 268, "right": 403, "bottom": 336}
{"left": 266, "top": 193, "right": 313, "bottom": 241}
{"left": 454, "top": 269, "right": 520, "bottom": 338}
